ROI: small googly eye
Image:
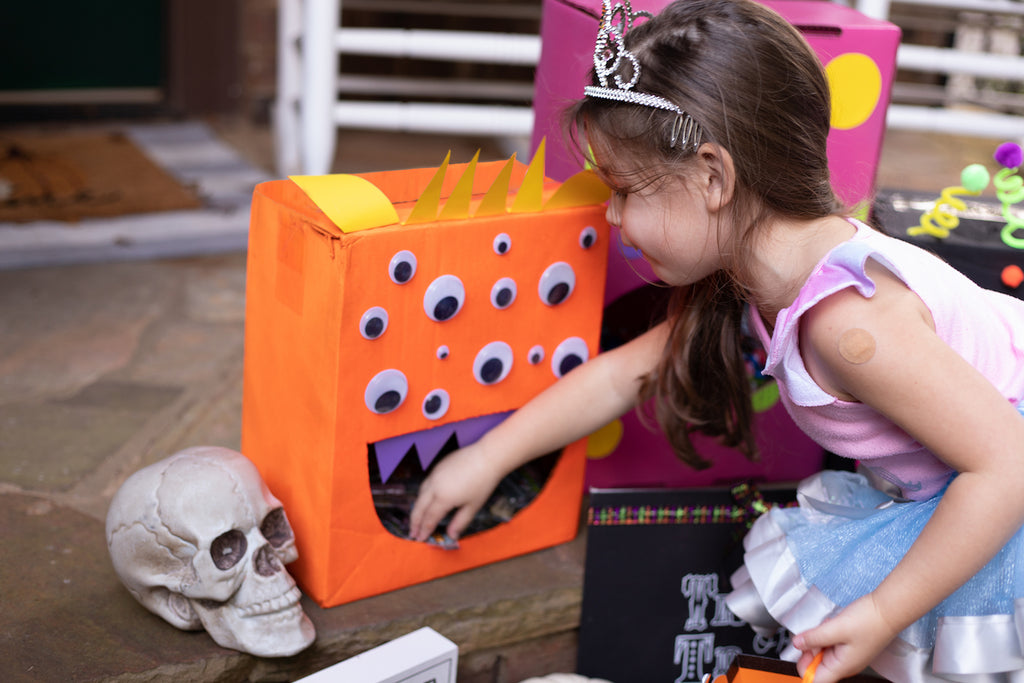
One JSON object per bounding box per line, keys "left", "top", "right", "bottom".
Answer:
{"left": 360, "top": 306, "right": 388, "bottom": 340}
{"left": 579, "top": 226, "right": 598, "bottom": 249}
{"left": 538, "top": 262, "right": 576, "bottom": 306}
{"left": 389, "top": 250, "right": 417, "bottom": 284}
{"left": 528, "top": 345, "right": 545, "bottom": 365}
{"left": 493, "top": 233, "right": 512, "bottom": 255}
{"left": 424, "top": 274, "right": 465, "bottom": 322}
{"left": 490, "top": 278, "right": 517, "bottom": 309}
{"left": 422, "top": 389, "right": 450, "bottom": 420}
{"left": 364, "top": 369, "right": 408, "bottom": 414}
{"left": 473, "top": 341, "right": 513, "bottom": 385}
{"left": 552, "top": 337, "right": 589, "bottom": 377}
{"left": 437, "top": 345, "right": 450, "bottom": 360}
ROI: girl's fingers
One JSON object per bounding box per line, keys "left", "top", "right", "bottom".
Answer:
{"left": 446, "top": 506, "right": 477, "bottom": 541}
{"left": 409, "top": 494, "right": 440, "bottom": 541}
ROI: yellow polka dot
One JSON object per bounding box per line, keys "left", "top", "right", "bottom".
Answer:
{"left": 825, "top": 53, "right": 882, "bottom": 131}
{"left": 586, "top": 419, "right": 624, "bottom": 459}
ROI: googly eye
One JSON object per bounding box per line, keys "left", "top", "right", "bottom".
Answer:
{"left": 359, "top": 306, "right": 388, "bottom": 340}
{"left": 528, "top": 345, "right": 545, "bottom": 365}
{"left": 422, "top": 389, "right": 450, "bottom": 420}
{"left": 579, "top": 226, "right": 598, "bottom": 249}
{"left": 552, "top": 337, "right": 589, "bottom": 377}
{"left": 538, "top": 262, "right": 576, "bottom": 306}
{"left": 364, "top": 369, "right": 408, "bottom": 414}
{"left": 437, "top": 345, "right": 450, "bottom": 360}
{"left": 423, "top": 274, "right": 465, "bottom": 322}
{"left": 493, "top": 233, "right": 512, "bottom": 255}
{"left": 490, "top": 278, "right": 517, "bottom": 309}
{"left": 389, "top": 250, "right": 417, "bottom": 284}
{"left": 473, "top": 341, "right": 513, "bottom": 385}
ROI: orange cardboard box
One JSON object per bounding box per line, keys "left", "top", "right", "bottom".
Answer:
{"left": 716, "top": 655, "right": 883, "bottom": 683}
{"left": 241, "top": 149, "right": 610, "bottom": 606}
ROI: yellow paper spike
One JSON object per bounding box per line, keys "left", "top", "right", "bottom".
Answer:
{"left": 438, "top": 150, "right": 480, "bottom": 221}
{"left": 545, "top": 169, "right": 612, "bottom": 210}
{"left": 475, "top": 155, "right": 517, "bottom": 217}
{"left": 290, "top": 174, "right": 399, "bottom": 233}
{"left": 406, "top": 151, "right": 451, "bottom": 224}
{"left": 510, "top": 138, "right": 546, "bottom": 214}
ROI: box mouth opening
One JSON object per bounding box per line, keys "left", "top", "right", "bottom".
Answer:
{"left": 369, "top": 412, "right": 560, "bottom": 545}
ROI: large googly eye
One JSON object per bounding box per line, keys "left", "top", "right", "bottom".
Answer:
{"left": 424, "top": 274, "right": 465, "bottom": 322}
{"left": 579, "top": 226, "right": 598, "bottom": 249}
{"left": 422, "top": 389, "right": 450, "bottom": 420}
{"left": 364, "top": 369, "right": 408, "bottom": 414}
{"left": 360, "top": 306, "right": 388, "bottom": 340}
{"left": 552, "top": 337, "right": 589, "bottom": 377}
{"left": 528, "top": 345, "right": 545, "bottom": 365}
{"left": 538, "top": 262, "right": 576, "bottom": 306}
{"left": 473, "top": 341, "right": 513, "bottom": 385}
{"left": 389, "top": 250, "right": 417, "bottom": 284}
{"left": 493, "top": 233, "right": 511, "bottom": 255}
{"left": 490, "top": 278, "right": 517, "bottom": 309}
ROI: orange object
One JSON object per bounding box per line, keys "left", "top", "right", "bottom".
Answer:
{"left": 803, "top": 652, "right": 825, "bottom": 683}
{"left": 713, "top": 654, "right": 878, "bottom": 683}
{"left": 1002, "top": 264, "right": 1024, "bottom": 289}
{"left": 241, "top": 151, "right": 610, "bottom": 606}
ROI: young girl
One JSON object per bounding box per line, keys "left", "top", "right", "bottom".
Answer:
{"left": 409, "top": 0, "right": 1024, "bottom": 680}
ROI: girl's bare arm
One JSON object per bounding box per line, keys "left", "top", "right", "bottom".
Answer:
{"left": 793, "top": 265, "right": 1024, "bottom": 681}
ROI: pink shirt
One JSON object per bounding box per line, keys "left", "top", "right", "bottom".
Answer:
{"left": 754, "top": 220, "right": 1024, "bottom": 500}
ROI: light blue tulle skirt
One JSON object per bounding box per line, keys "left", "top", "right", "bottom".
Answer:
{"left": 726, "top": 470, "right": 1024, "bottom": 682}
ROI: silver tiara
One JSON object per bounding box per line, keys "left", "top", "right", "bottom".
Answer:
{"left": 583, "top": 0, "right": 702, "bottom": 152}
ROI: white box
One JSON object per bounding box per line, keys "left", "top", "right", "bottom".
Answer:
{"left": 296, "top": 627, "right": 458, "bottom": 683}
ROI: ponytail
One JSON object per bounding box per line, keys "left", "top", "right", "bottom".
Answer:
{"left": 638, "top": 271, "right": 757, "bottom": 468}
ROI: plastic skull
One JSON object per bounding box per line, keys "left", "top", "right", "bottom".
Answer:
{"left": 105, "top": 446, "right": 316, "bottom": 657}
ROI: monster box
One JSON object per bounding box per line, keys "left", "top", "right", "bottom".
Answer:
{"left": 242, "top": 147, "right": 611, "bottom": 606}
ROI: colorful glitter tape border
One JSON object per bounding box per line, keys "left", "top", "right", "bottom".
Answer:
{"left": 587, "top": 504, "right": 754, "bottom": 526}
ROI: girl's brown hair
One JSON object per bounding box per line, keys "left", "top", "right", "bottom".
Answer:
{"left": 569, "top": 0, "right": 843, "bottom": 468}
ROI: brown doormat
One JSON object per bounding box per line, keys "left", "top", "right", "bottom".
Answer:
{"left": 0, "top": 130, "right": 203, "bottom": 223}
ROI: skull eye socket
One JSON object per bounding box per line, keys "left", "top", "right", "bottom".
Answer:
{"left": 538, "top": 262, "right": 576, "bottom": 306}
{"left": 260, "top": 508, "right": 293, "bottom": 548}
{"left": 211, "top": 529, "right": 247, "bottom": 570}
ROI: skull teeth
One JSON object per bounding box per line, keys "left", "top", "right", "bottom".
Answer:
{"left": 239, "top": 585, "right": 303, "bottom": 618}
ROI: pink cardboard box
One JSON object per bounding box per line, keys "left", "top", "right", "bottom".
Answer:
{"left": 532, "top": 0, "right": 899, "bottom": 489}
{"left": 533, "top": 0, "right": 900, "bottom": 205}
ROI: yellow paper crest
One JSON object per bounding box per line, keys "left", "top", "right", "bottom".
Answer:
{"left": 290, "top": 138, "right": 611, "bottom": 233}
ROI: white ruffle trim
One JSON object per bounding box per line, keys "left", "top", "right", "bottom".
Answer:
{"left": 725, "top": 473, "right": 1024, "bottom": 682}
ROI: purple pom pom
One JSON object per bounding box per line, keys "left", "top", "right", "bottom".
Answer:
{"left": 994, "top": 142, "right": 1023, "bottom": 169}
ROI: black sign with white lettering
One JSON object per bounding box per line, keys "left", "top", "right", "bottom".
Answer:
{"left": 577, "top": 486, "right": 797, "bottom": 683}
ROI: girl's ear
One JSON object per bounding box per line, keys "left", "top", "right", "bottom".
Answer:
{"left": 696, "top": 143, "right": 735, "bottom": 213}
